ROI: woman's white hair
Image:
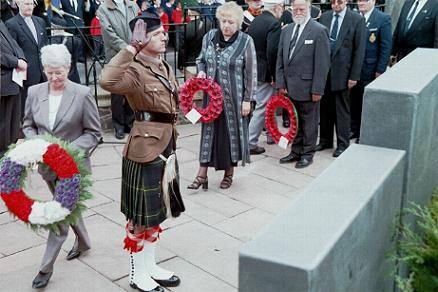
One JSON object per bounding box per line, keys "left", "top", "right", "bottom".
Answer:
{"left": 216, "top": 2, "right": 244, "bottom": 29}
{"left": 40, "top": 44, "right": 71, "bottom": 68}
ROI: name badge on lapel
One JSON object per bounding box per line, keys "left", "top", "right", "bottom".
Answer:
{"left": 369, "top": 33, "right": 376, "bottom": 43}
{"left": 369, "top": 28, "right": 378, "bottom": 32}
{"left": 304, "top": 40, "right": 313, "bottom": 45}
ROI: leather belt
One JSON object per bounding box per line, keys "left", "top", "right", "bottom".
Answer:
{"left": 134, "top": 111, "right": 178, "bottom": 124}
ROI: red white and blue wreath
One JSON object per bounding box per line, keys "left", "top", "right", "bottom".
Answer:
{"left": 0, "top": 137, "right": 92, "bottom": 233}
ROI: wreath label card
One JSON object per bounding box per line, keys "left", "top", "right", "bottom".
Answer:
{"left": 278, "top": 136, "right": 289, "bottom": 150}
{"left": 185, "top": 108, "right": 202, "bottom": 124}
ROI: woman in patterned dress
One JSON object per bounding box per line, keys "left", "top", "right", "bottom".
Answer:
{"left": 188, "top": 1, "right": 257, "bottom": 190}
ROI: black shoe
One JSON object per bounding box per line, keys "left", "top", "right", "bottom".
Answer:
{"left": 129, "top": 283, "right": 164, "bottom": 292}
{"left": 154, "top": 275, "right": 181, "bottom": 287}
{"left": 32, "top": 271, "right": 53, "bottom": 289}
{"left": 279, "top": 153, "right": 300, "bottom": 164}
{"left": 349, "top": 132, "right": 359, "bottom": 139}
{"left": 115, "top": 130, "right": 125, "bottom": 140}
{"left": 282, "top": 120, "right": 290, "bottom": 128}
{"left": 266, "top": 135, "right": 275, "bottom": 145}
{"left": 333, "top": 148, "right": 345, "bottom": 157}
{"left": 315, "top": 143, "right": 333, "bottom": 151}
{"left": 355, "top": 138, "right": 360, "bottom": 144}
{"left": 66, "top": 249, "right": 81, "bottom": 261}
{"left": 250, "top": 146, "right": 265, "bottom": 155}
{"left": 295, "top": 158, "right": 313, "bottom": 168}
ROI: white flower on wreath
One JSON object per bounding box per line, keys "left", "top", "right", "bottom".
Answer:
{"left": 7, "top": 139, "right": 51, "bottom": 166}
{"left": 28, "top": 201, "right": 70, "bottom": 225}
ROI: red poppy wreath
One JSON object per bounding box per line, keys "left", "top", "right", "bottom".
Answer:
{"left": 265, "top": 93, "right": 298, "bottom": 145}
{"left": 179, "top": 77, "right": 223, "bottom": 123}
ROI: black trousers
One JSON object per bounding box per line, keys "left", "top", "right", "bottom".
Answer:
{"left": 320, "top": 84, "right": 350, "bottom": 150}
{"left": 350, "top": 81, "right": 365, "bottom": 137}
{"left": 111, "top": 93, "right": 134, "bottom": 133}
{"left": 291, "top": 100, "right": 319, "bottom": 160}
{"left": 0, "top": 94, "right": 21, "bottom": 155}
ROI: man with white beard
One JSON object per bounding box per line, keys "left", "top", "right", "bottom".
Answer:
{"left": 276, "top": 0, "right": 331, "bottom": 168}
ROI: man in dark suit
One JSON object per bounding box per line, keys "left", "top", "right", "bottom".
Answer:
{"left": 247, "top": 0, "right": 283, "bottom": 155}
{"left": 276, "top": 0, "right": 331, "bottom": 168}
{"left": 6, "top": 0, "right": 48, "bottom": 118}
{"left": 317, "top": 0, "right": 366, "bottom": 157}
{"left": 391, "top": 0, "right": 438, "bottom": 62}
{"left": 350, "top": 0, "right": 392, "bottom": 142}
{"left": 0, "top": 20, "right": 27, "bottom": 156}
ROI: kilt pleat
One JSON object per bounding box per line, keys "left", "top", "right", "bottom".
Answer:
{"left": 121, "top": 157, "right": 167, "bottom": 228}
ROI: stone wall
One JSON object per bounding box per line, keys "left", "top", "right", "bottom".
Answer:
{"left": 239, "top": 145, "right": 405, "bottom": 291}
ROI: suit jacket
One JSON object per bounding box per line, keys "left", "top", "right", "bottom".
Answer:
{"left": 5, "top": 14, "right": 48, "bottom": 86}
{"left": 276, "top": 18, "right": 331, "bottom": 101}
{"left": 392, "top": 0, "right": 438, "bottom": 60}
{"left": 60, "top": 0, "right": 85, "bottom": 28}
{"left": 247, "top": 11, "right": 281, "bottom": 83}
{"left": 320, "top": 9, "right": 367, "bottom": 91}
{"left": 0, "top": 20, "right": 25, "bottom": 96}
{"left": 22, "top": 80, "right": 102, "bottom": 167}
{"left": 361, "top": 8, "right": 392, "bottom": 82}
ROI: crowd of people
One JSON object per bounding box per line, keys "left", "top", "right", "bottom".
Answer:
{"left": 1, "top": 0, "right": 438, "bottom": 291}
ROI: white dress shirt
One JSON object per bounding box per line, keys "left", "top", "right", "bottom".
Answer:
{"left": 48, "top": 94, "right": 63, "bottom": 130}
{"left": 20, "top": 13, "right": 38, "bottom": 43}
{"left": 289, "top": 15, "right": 311, "bottom": 59}
{"left": 330, "top": 7, "right": 347, "bottom": 40}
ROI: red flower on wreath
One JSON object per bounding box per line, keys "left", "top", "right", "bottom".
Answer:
{"left": 43, "top": 144, "right": 79, "bottom": 178}
{"left": 265, "top": 93, "right": 298, "bottom": 145}
{"left": 179, "top": 77, "right": 224, "bottom": 123}
{"left": 1, "top": 190, "right": 33, "bottom": 222}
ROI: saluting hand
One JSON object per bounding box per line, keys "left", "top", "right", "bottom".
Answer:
{"left": 130, "top": 20, "right": 149, "bottom": 53}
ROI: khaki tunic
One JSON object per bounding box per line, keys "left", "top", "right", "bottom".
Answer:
{"left": 100, "top": 48, "right": 179, "bottom": 162}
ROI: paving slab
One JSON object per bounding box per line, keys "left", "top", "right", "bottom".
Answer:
{"left": 92, "top": 164, "right": 122, "bottom": 181}
{"left": 160, "top": 221, "right": 243, "bottom": 287}
{"left": 215, "top": 209, "right": 275, "bottom": 242}
{"left": 0, "top": 212, "right": 16, "bottom": 225}
{"left": 91, "top": 178, "right": 122, "bottom": 202}
{"left": 187, "top": 190, "right": 253, "bottom": 218}
{"left": 85, "top": 191, "right": 114, "bottom": 208}
{"left": 162, "top": 257, "right": 237, "bottom": 292}
{"left": 90, "top": 145, "right": 123, "bottom": 167}
{"left": 0, "top": 222, "right": 46, "bottom": 256}
{"left": 244, "top": 157, "right": 314, "bottom": 189}
{"left": 0, "top": 245, "right": 123, "bottom": 292}
{"left": 183, "top": 199, "right": 228, "bottom": 226}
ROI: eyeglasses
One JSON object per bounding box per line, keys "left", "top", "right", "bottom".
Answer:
{"left": 44, "top": 71, "right": 65, "bottom": 77}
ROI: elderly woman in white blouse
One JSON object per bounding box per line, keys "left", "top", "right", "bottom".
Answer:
{"left": 22, "top": 44, "right": 101, "bottom": 289}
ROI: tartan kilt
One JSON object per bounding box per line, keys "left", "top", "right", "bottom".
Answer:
{"left": 121, "top": 156, "right": 169, "bottom": 228}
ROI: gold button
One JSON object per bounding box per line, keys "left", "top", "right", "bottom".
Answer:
{"left": 154, "top": 88, "right": 158, "bottom": 92}
{"left": 144, "top": 133, "right": 149, "bottom": 137}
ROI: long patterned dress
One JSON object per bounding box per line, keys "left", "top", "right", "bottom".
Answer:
{"left": 196, "top": 29, "right": 257, "bottom": 169}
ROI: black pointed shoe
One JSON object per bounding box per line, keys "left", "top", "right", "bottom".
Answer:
{"left": 295, "top": 158, "right": 313, "bottom": 169}
{"left": 333, "top": 148, "right": 346, "bottom": 157}
{"left": 279, "top": 153, "right": 300, "bottom": 164}
{"left": 250, "top": 145, "right": 265, "bottom": 155}
{"left": 66, "top": 249, "right": 81, "bottom": 261}
{"left": 315, "top": 143, "right": 333, "bottom": 151}
{"left": 32, "top": 271, "right": 53, "bottom": 289}
{"left": 129, "top": 283, "right": 164, "bottom": 292}
{"left": 154, "top": 275, "right": 181, "bottom": 287}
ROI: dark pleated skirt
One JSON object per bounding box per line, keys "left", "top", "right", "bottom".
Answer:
{"left": 201, "top": 110, "right": 238, "bottom": 171}
{"left": 121, "top": 156, "right": 168, "bottom": 228}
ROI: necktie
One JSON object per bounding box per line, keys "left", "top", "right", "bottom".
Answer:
{"left": 288, "top": 24, "right": 300, "bottom": 59}
{"left": 25, "top": 17, "right": 38, "bottom": 43}
{"left": 330, "top": 13, "right": 339, "bottom": 52}
{"left": 404, "top": 0, "right": 419, "bottom": 34}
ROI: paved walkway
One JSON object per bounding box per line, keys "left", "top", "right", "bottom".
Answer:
{"left": 0, "top": 123, "right": 335, "bottom": 292}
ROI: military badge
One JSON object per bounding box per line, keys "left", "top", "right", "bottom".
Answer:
{"left": 369, "top": 33, "right": 376, "bottom": 43}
